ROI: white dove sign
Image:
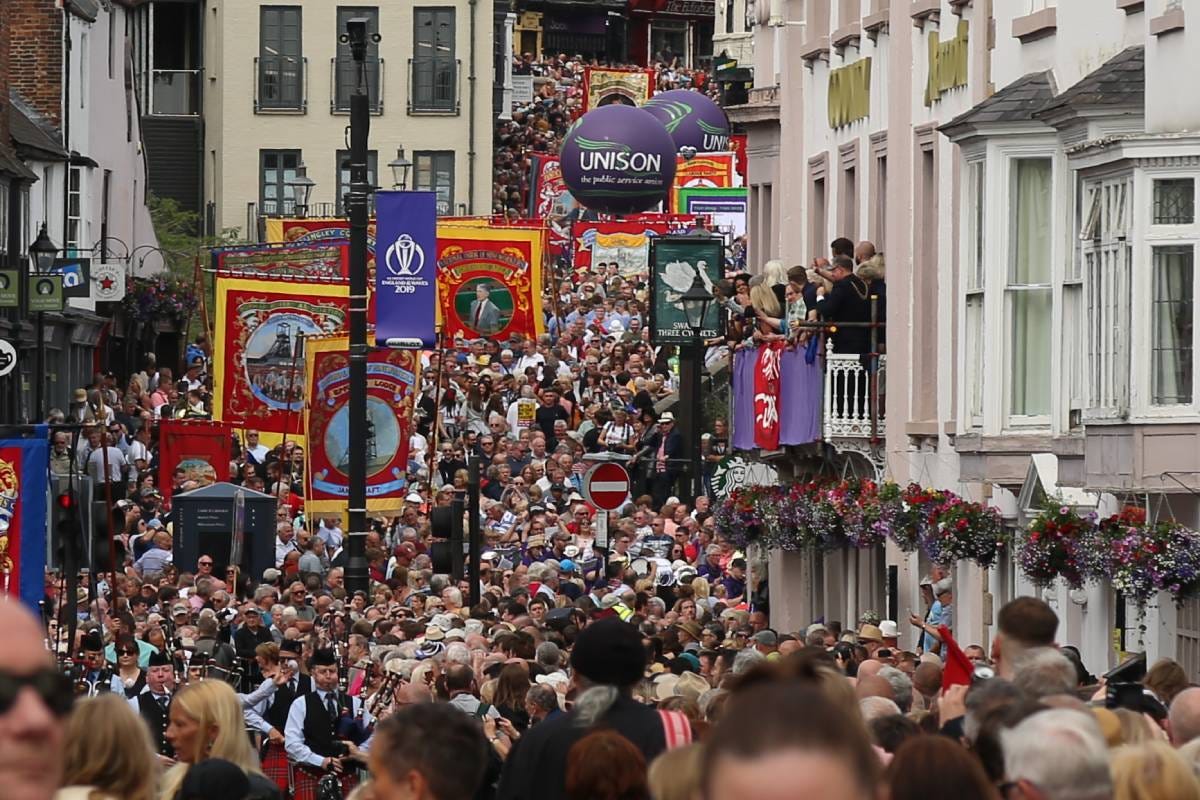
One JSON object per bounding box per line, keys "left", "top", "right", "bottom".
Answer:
{"left": 649, "top": 236, "right": 725, "bottom": 346}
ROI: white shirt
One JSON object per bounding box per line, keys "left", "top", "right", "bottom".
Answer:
{"left": 83, "top": 446, "right": 127, "bottom": 483}
{"left": 284, "top": 689, "right": 374, "bottom": 768}
{"left": 515, "top": 352, "right": 545, "bottom": 375}
{"left": 247, "top": 443, "right": 271, "bottom": 463}
{"left": 127, "top": 438, "right": 150, "bottom": 465}
{"left": 275, "top": 536, "right": 298, "bottom": 568}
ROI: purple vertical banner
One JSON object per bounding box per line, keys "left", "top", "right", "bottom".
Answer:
{"left": 375, "top": 191, "right": 438, "bottom": 348}
{"left": 732, "top": 348, "right": 757, "bottom": 451}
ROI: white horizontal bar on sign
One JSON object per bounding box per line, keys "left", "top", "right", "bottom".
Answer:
{"left": 590, "top": 482, "right": 629, "bottom": 492}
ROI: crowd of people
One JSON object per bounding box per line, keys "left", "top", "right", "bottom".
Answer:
{"left": 494, "top": 53, "right": 719, "bottom": 216}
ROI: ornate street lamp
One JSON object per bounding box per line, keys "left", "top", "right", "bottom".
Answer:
{"left": 286, "top": 163, "right": 316, "bottom": 218}
{"left": 679, "top": 271, "right": 713, "bottom": 501}
{"left": 387, "top": 147, "right": 413, "bottom": 190}
{"left": 680, "top": 273, "right": 714, "bottom": 338}
{"left": 30, "top": 224, "right": 58, "bottom": 272}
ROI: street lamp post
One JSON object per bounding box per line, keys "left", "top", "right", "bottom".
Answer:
{"left": 29, "top": 224, "right": 59, "bottom": 420}
{"left": 679, "top": 272, "right": 713, "bottom": 502}
{"left": 387, "top": 148, "right": 412, "bottom": 190}
{"left": 286, "top": 163, "right": 316, "bottom": 219}
{"left": 342, "top": 17, "right": 379, "bottom": 597}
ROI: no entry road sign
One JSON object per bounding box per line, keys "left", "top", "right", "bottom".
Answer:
{"left": 582, "top": 462, "right": 631, "bottom": 511}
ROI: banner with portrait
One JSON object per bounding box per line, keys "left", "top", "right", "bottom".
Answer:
{"left": 157, "top": 420, "right": 233, "bottom": 502}
{"left": 213, "top": 277, "right": 349, "bottom": 437}
{"left": 528, "top": 155, "right": 579, "bottom": 257}
{"left": 212, "top": 242, "right": 349, "bottom": 280}
{"left": 435, "top": 226, "right": 545, "bottom": 342}
{"left": 0, "top": 427, "right": 48, "bottom": 610}
{"left": 671, "top": 152, "right": 735, "bottom": 213}
{"left": 304, "top": 335, "right": 417, "bottom": 514}
{"left": 582, "top": 67, "right": 655, "bottom": 113}
{"left": 648, "top": 235, "right": 725, "bottom": 346}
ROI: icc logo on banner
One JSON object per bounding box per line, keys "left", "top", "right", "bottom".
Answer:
{"left": 385, "top": 234, "right": 425, "bottom": 277}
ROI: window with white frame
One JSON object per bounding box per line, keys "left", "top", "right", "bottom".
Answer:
{"left": 1147, "top": 175, "right": 1197, "bottom": 408}
{"left": 1080, "top": 175, "right": 1132, "bottom": 419}
{"left": 66, "top": 166, "right": 84, "bottom": 255}
{"left": 1008, "top": 158, "right": 1053, "bottom": 421}
{"left": 964, "top": 159, "right": 986, "bottom": 427}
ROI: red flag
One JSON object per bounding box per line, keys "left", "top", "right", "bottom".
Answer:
{"left": 939, "top": 625, "right": 975, "bottom": 690}
{"left": 753, "top": 342, "right": 784, "bottom": 449}
{"left": 158, "top": 420, "right": 232, "bottom": 502}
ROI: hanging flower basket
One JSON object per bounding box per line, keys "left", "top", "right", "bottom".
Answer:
{"left": 1016, "top": 503, "right": 1096, "bottom": 588}
{"left": 1091, "top": 508, "right": 1200, "bottom": 607}
{"left": 122, "top": 274, "right": 199, "bottom": 326}
{"left": 919, "top": 495, "right": 1007, "bottom": 569}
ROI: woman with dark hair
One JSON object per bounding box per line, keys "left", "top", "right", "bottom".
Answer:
{"left": 113, "top": 634, "right": 146, "bottom": 698}
{"left": 885, "top": 735, "right": 999, "bottom": 800}
{"left": 565, "top": 730, "right": 651, "bottom": 800}
{"left": 492, "top": 663, "right": 533, "bottom": 731}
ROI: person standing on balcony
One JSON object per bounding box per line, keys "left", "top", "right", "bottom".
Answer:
{"left": 815, "top": 256, "right": 872, "bottom": 355}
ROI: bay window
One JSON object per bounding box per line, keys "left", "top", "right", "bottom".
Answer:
{"left": 964, "top": 159, "right": 985, "bottom": 427}
{"left": 1150, "top": 245, "right": 1194, "bottom": 406}
{"left": 1008, "top": 158, "right": 1053, "bottom": 421}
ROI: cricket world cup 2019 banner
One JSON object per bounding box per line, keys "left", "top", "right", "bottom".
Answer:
{"left": 214, "top": 277, "right": 349, "bottom": 437}
{"left": 157, "top": 420, "right": 233, "bottom": 502}
{"left": 376, "top": 191, "right": 438, "bottom": 349}
{"left": 582, "top": 67, "right": 655, "bottom": 114}
{"left": 212, "top": 242, "right": 349, "bottom": 280}
{"left": 305, "top": 335, "right": 417, "bottom": 514}
{"left": 436, "top": 226, "right": 545, "bottom": 342}
{"left": 0, "top": 427, "right": 48, "bottom": 610}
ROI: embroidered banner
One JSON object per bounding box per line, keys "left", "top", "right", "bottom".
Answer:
{"left": 304, "top": 335, "right": 417, "bottom": 513}
{"left": 0, "top": 427, "right": 48, "bottom": 610}
{"left": 528, "top": 155, "right": 579, "bottom": 257}
{"left": 671, "top": 152, "right": 735, "bottom": 213}
{"left": 581, "top": 67, "right": 655, "bottom": 113}
{"left": 572, "top": 215, "right": 701, "bottom": 274}
{"left": 212, "top": 242, "right": 349, "bottom": 280}
{"left": 753, "top": 342, "right": 784, "bottom": 450}
{"left": 435, "top": 226, "right": 545, "bottom": 342}
{"left": 157, "top": 420, "right": 233, "bottom": 502}
{"left": 213, "top": 277, "right": 349, "bottom": 437}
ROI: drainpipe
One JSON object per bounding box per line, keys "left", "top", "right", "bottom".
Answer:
{"left": 468, "top": 0, "right": 478, "bottom": 213}
{"left": 62, "top": 8, "right": 72, "bottom": 250}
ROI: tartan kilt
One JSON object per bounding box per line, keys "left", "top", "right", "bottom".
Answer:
{"left": 291, "top": 764, "right": 359, "bottom": 800}
{"left": 261, "top": 742, "right": 291, "bottom": 792}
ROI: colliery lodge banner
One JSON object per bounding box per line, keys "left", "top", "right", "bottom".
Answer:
{"left": 581, "top": 67, "right": 655, "bottom": 113}
{"left": 212, "top": 242, "right": 349, "bottom": 280}
{"left": 157, "top": 420, "right": 233, "bottom": 502}
{"left": 304, "top": 335, "right": 417, "bottom": 514}
{"left": 671, "top": 152, "right": 735, "bottom": 213}
{"left": 528, "top": 155, "right": 578, "bottom": 257}
{"left": 214, "top": 277, "right": 349, "bottom": 437}
{"left": 572, "top": 215, "right": 702, "bottom": 274}
{"left": 436, "top": 226, "right": 545, "bottom": 342}
{"left": 0, "top": 427, "right": 48, "bottom": 610}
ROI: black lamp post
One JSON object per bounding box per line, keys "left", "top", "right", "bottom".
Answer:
{"left": 286, "top": 163, "right": 316, "bottom": 218}
{"left": 679, "top": 272, "right": 713, "bottom": 502}
{"left": 342, "top": 16, "right": 379, "bottom": 597}
{"left": 29, "top": 224, "right": 58, "bottom": 420}
{"left": 387, "top": 148, "right": 412, "bottom": 190}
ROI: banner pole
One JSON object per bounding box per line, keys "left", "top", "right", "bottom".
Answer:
{"left": 428, "top": 329, "right": 446, "bottom": 480}
{"left": 277, "top": 332, "right": 305, "bottom": 506}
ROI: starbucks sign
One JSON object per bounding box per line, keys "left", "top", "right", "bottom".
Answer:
{"left": 711, "top": 455, "right": 779, "bottom": 499}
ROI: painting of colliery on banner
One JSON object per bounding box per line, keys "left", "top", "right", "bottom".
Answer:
{"left": 304, "top": 335, "right": 417, "bottom": 513}
{"left": 213, "top": 277, "right": 349, "bottom": 437}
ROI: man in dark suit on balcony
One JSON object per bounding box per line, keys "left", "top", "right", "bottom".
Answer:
{"left": 817, "top": 256, "right": 873, "bottom": 356}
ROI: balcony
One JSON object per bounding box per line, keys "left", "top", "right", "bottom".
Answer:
{"left": 331, "top": 56, "right": 384, "bottom": 114}
{"left": 150, "top": 69, "right": 202, "bottom": 115}
{"left": 408, "top": 57, "right": 461, "bottom": 115}
{"left": 255, "top": 56, "right": 308, "bottom": 113}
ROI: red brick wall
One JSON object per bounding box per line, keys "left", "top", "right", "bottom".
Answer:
{"left": 6, "top": 0, "right": 62, "bottom": 130}
{"left": 0, "top": 0, "right": 11, "bottom": 147}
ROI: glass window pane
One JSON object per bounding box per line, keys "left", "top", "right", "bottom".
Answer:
{"left": 966, "top": 293, "right": 984, "bottom": 422}
{"left": 1010, "top": 158, "right": 1052, "bottom": 286}
{"left": 1010, "top": 287, "right": 1052, "bottom": 417}
{"left": 1153, "top": 179, "right": 1195, "bottom": 226}
{"left": 1152, "top": 245, "right": 1194, "bottom": 405}
{"left": 968, "top": 161, "right": 985, "bottom": 291}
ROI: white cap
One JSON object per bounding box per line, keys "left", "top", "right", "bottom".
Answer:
{"left": 879, "top": 620, "right": 899, "bottom": 638}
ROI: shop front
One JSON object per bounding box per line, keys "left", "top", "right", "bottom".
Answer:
{"left": 627, "top": 0, "right": 715, "bottom": 69}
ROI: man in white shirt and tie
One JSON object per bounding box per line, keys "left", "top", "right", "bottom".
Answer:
{"left": 285, "top": 648, "right": 371, "bottom": 800}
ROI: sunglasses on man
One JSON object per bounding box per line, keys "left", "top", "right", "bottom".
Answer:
{"left": 0, "top": 668, "right": 74, "bottom": 716}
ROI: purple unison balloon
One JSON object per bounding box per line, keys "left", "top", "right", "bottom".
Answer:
{"left": 560, "top": 105, "right": 678, "bottom": 215}
{"left": 642, "top": 89, "right": 732, "bottom": 153}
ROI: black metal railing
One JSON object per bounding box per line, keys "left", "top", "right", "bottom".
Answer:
{"left": 408, "top": 57, "right": 461, "bottom": 114}
{"left": 255, "top": 55, "right": 308, "bottom": 112}
{"left": 331, "top": 56, "right": 384, "bottom": 114}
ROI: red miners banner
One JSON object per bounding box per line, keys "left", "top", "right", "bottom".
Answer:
{"left": 572, "top": 215, "right": 702, "bottom": 274}
{"left": 212, "top": 241, "right": 349, "bottom": 280}
{"left": 158, "top": 420, "right": 233, "bottom": 501}
{"left": 671, "top": 152, "right": 735, "bottom": 213}
{"left": 753, "top": 341, "right": 784, "bottom": 450}
{"left": 528, "top": 155, "right": 579, "bottom": 257}
{"left": 730, "top": 134, "right": 749, "bottom": 185}
{"left": 581, "top": 67, "right": 655, "bottom": 114}
{"left": 0, "top": 429, "right": 49, "bottom": 609}
{"left": 213, "top": 277, "right": 349, "bottom": 437}
{"left": 304, "top": 335, "right": 417, "bottom": 513}
{"left": 436, "top": 226, "right": 545, "bottom": 342}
